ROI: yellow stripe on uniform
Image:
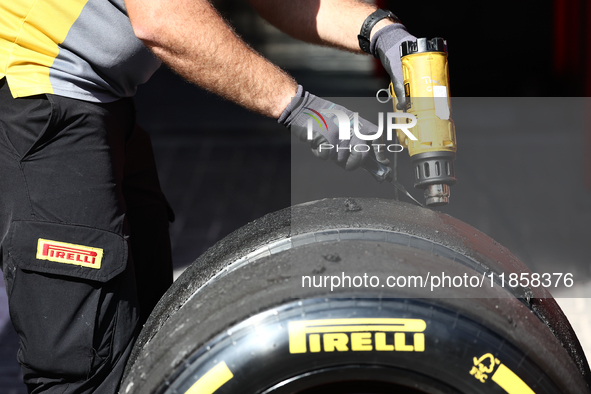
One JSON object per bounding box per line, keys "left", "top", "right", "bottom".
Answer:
{"left": 492, "top": 364, "right": 536, "bottom": 394}
{"left": 184, "top": 362, "right": 234, "bottom": 394}
{"left": 0, "top": 0, "right": 88, "bottom": 97}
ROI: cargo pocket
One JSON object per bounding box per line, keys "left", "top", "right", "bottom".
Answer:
{"left": 4, "top": 220, "right": 128, "bottom": 378}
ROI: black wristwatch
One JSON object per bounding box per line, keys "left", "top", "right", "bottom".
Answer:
{"left": 358, "top": 9, "right": 400, "bottom": 56}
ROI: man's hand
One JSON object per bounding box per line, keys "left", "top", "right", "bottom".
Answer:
{"left": 279, "top": 86, "right": 380, "bottom": 171}
{"left": 370, "top": 24, "right": 416, "bottom": 108}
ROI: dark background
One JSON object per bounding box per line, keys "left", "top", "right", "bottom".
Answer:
{"left": 384, "top": 0, "right": 591, "bottom": 97}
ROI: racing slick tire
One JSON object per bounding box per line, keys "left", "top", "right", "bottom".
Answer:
{"left": 120, "top": 198, "right": 590, "bottom": 394}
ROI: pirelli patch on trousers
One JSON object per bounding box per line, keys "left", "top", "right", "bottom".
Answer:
{"left": 36, "top": 238, "right": 103, "bottom": 269}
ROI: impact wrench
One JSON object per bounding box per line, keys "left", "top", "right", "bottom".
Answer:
{"left": 363, "top": 37, "right": 457, "bottom": 207}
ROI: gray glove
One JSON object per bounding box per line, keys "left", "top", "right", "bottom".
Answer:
{"left": 279, "top": 85, "right": 380, "bottom": 171}
{"left": 370, "top": 24, "right": 416, "bottom": 109}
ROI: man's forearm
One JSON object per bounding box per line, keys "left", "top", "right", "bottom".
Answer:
{"left": 125, "top": 0, "right": 297, "bottom": 118}
{"left": 248, "top": 0, "right": 395, "bottom": 53}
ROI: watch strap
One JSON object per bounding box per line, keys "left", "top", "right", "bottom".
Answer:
{"left": 358, "top": 9, "right": 399, "bottom": 56}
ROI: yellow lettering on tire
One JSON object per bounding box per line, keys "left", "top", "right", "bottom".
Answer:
{"left": 374, "top": 332, "right": 394, "bottom": 351}
{"left": 351, "top": 332, "right": 372, "bottom": 351}
{"left": 470, "top": 353, "right": 536, "bottom": 394}
{"left": 413, "top": 333, "right": 425, "bottom": 352}
{"left": 288, "top": 318, "right": 426, "bottom": 354}
{"left": 394, "top": 333, "right": 414, "bottom": 351}
{"left": 323, "top": 333, "right": 349, "bottom": 352}
{"left": 309, "top": 334, "right": 321, "bottom": 353}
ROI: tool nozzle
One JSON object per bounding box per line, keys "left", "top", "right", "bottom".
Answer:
{"left": 411, "top": 152, "right": 457, "bottom": 207}
{"left": 424, "top": 184, "right": 450, "bottom": 207}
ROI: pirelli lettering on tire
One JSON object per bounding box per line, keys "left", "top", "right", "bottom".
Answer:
{"left": 288, "top": 318, "right": 426, "bottom": 354}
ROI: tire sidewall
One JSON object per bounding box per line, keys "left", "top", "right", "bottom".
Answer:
{"left": 161, "top": 297, "right": 560, "bottom": 394}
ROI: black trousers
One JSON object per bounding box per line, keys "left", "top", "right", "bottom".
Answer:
{"left": 0, "top": 79, "right": 173, "bottom": 394}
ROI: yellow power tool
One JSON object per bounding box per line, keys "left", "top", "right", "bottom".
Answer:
{"left": 363, "top": 37, "right": 457, "bottom": 207}
{"left": 395, "top": 37, "right": 457, "bottom": 206}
